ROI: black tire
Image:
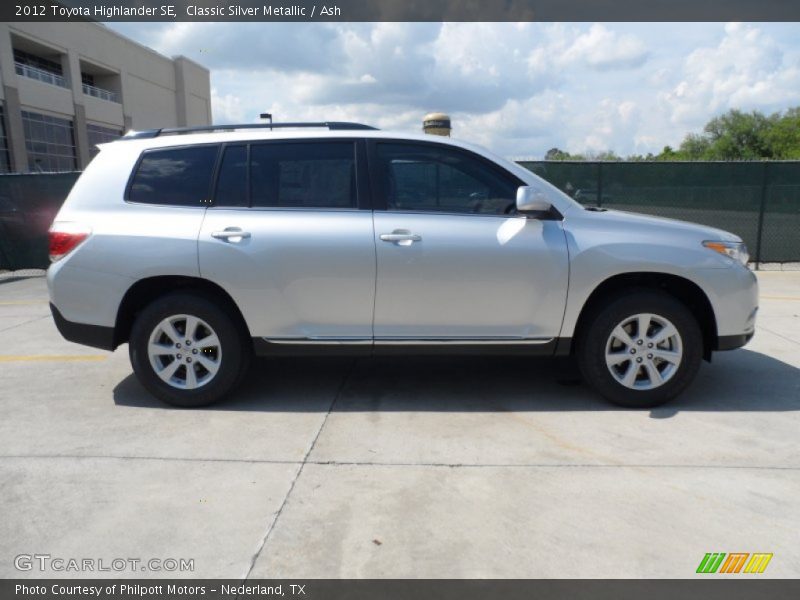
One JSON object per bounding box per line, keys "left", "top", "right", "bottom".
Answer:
{"left": 576, "top": 290, "right": 703, "bottom": 408}
{"left": 129, "top": 292, "right": 251, "bottom": 408}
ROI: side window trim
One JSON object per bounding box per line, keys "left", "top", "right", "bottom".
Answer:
{"left": 355, "top": 139, "right": 372, "bottom": 211}
{"left": 246, "top": 143, "right": 251, "bottom": 207}
{"left": 124, "top": 142, "right": 221, "bottom": 207}
{"left": 365, "top": 138, "right": 384, "bottom": 211}
{"left": 208, "top": 143, "right": 226, "bottom": 206}
{"left": 209, "top": 142, "right": 249, "bottom": 208}
{"left": 365, "top": 138, "right": 524, "bottom": 215}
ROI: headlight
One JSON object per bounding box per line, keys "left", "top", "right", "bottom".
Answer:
{"left": 703, "top": 240, "right": 749, "bottom": 266}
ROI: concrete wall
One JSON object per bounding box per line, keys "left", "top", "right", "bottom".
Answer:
{"left": 0, "top": 22, "right": 212, "bottom": 171}
{"left": 173, "top": 56, "right": 212, "bottom": 127}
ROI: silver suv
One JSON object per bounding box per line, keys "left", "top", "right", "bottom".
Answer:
{"left": 47, "top": 122, "right": 758, "bottom": 408}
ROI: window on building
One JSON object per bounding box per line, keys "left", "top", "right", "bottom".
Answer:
{"left": 0, "top": 104, "right": 11, "bottom": 174}
{"left": 13, "top": 48, "right": 68, "bottom": 87}
{"left": 79, "top": 68, "right": 119, "bottom": 102}
{"left": 21, "top": 111, "right": 77, "bottom": 173}
{"left": 129, "top": 145, "right": 219, "bottom": 206}
{"left": 13, "top": 49, "right": 63, "bottom": 76}
{"left": 250, "top": 142, "right": 356, "bottom": 208}
{"left": 86, "top": 123, "right": 123, "bottom": 158}
{"left": 376, "top": 143, "right": 520, "bottom": 215}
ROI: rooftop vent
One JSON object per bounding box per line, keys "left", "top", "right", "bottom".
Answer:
{"left": 423, "top": 112, "right": 451, "bottom": 137}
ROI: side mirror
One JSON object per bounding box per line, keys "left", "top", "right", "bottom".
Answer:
{"left": 516, "top": 186, "right": 551, "bottom": 213}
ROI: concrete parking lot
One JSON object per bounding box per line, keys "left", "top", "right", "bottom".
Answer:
{"left": 1, "top": 271, "right": 799, "bottom": 579}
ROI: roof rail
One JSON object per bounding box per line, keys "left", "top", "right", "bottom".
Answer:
{"left": 122, "top": 122, "right": 378, "bottom": 140}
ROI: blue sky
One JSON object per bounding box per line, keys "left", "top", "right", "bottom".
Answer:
{"left": 108, "top": 22, "right": 800, "bottom": 158}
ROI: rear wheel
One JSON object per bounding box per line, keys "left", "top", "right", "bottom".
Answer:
{"left": 577, "top": 290, "right": 703, "bottom": 408}
{"left": 129, "top": 293, "right": 250, "bottom": 407}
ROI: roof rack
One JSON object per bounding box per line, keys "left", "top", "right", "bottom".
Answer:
{"left": 122, "top": 122, "right": 378, "bottom": 140}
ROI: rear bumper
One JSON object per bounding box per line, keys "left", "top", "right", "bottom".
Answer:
{"left": 50, "top": 303, "right": 115, "bottom": 351}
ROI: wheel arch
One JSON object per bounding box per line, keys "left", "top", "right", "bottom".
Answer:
{"left": 113, "top": 276, "right": 250, "bottom": 349}
{"left": 570, "top": 272, "right": 718, "bottom": 361}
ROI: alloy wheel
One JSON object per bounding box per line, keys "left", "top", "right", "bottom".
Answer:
{"left": 604, "top": 313, "right": 683, "bottom": 390}
{"left": 147, "top": 314, "right": 222, "bottom": 390}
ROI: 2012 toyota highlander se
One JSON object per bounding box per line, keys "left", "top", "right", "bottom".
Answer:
{"left": 47, "top": 122, "right": 758, "bottom": 408}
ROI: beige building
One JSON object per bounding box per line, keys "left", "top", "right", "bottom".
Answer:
{"left": 0, "top": 22, "right": 211, "bottom": 173}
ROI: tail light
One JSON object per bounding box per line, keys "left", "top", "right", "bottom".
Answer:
{"left": 49, "top": 223, "right": 91, "bottom": 262}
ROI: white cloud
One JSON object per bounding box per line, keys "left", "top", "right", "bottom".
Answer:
{"left": 662, "top": 22, "right": 800, "bottom": 128}
{"left": 148, "top": 22, "right": 345, "bottom": 72}
{"left": 210, "top": 88, "right": 245, "bottom": 124}
{"left": 528, "top": 23, "right": 649, "bottom": 73}
{"left": 107, "top": 21, "right": 800, "bottom": 158}
{"left": 562, "top": 24, "right": 649, "bottom": 70}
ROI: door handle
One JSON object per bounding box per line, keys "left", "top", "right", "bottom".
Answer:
{"left": 211, "top": 228, "right": 251, "bottom": 242}
{"left": 380, "top": 231, "right": 422, "bottom": 244}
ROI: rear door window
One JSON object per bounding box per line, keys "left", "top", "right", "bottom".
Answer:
{"left": 250, "top": 142, "right": 356, "bottom": 209}
{"left": 129, "top": 145, "right": 219, "bottom": 206}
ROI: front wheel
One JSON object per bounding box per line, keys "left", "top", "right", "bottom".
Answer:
{"left": 577, "top": 290, "right": 703, "bottom": 408}
{"left": 129, "top": 293, "right": 250, "bottom": 407}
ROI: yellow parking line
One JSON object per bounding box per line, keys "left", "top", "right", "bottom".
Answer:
{"left": 0, "top": 355, "right": 107, "bottom": 362}
{"left": 760, "top": 295, "right": 800, "bottom": 301}
{"left": 0, "top": 300, "right": 49, "bottom": 305}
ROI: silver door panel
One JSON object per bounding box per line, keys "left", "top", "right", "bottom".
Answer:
{"left": 373, "top": 212, "right": 569, "bottom": 339}
{"left": 199, "top": 209, "right": 376, "bottom": 339}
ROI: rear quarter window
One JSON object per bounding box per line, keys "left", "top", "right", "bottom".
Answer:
{"left": 128, "top": 145, "right": 219, "bottom": 206}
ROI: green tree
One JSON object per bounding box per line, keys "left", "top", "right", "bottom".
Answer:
{"left": 676, "top": 133, "right": 711, "bottom": 160}
{"left": 694, "top": 109, "right": 773, "bottom": 159}
{"left": 654, "top": 146, "right": 681, "bottom": 161}
{"left": 542, "top": 106, "right": 800, "bottom": 161}
{"left": 764, "top": 107, "right": 800, "bottom": 159}
{"left": 590, "top": 150, "right": 622, "bottom": 161}
{"left": 544, "top": 147, "right": 580, "bottom": 161}
{"left": 663, "top": 107, "right": 800, "bottom": 160}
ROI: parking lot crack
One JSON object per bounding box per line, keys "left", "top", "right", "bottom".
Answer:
{"left": 0, "top": 454, "right": 300, "bottom": 464}
{"left": 758, "top": 323, "right": 800, "bottom": 347}
{"left": 303, "top": 459, "right": 800, "bottom": 471}
{"left": 0, "top": 314, "right": 49, "bottom": 334}
{"left": 239, "top": 358, "right": 357, "bottom": 583}
{"left": 1, "top": 455, "right": 796, "bottom": 472}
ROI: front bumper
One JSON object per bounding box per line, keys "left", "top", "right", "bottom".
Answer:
{"left": 698, "top": 264, "right": 758, "bottom": 341}
{"left": 715, "top": 332, "right": 755, "bottom": 351}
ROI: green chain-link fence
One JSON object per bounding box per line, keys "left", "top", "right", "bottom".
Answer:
{"left": 520, "top": 161, "right": 800, "bottom": 264}
{"left": 1, "top": 162, "right": 798, "bottom": 271}
{"left": 0, "top": 172, "right": 80, "bottom": 272}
